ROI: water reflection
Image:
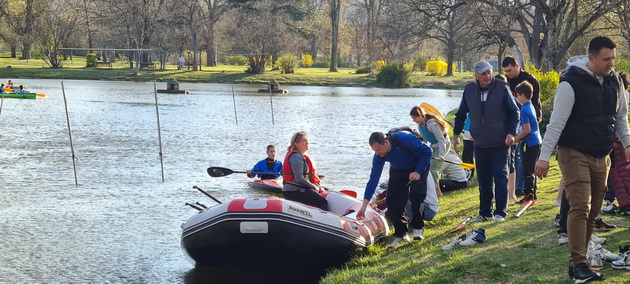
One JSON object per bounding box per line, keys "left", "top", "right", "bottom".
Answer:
{"left": 0, "top": 79, "right": 462, "bottom": 283}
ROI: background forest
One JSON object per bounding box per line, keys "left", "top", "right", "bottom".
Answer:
{"left": 2, "top": 0, "right": 630, "bottom": 75}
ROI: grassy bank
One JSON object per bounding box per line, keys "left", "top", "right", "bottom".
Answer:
{"left": 0, "top": 57, "right": 473, "bottom": 89}
{"left": 319, "top": 157, "right": 630, "bottom": 284}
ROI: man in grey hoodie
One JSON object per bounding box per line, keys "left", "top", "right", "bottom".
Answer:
{"left": 535, "top": 36, "right": 630, "bottom": 283}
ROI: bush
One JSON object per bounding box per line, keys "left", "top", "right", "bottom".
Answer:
{"left": 312, "top": 60, "right": 330, "bottom": 68}
{"left": 278, "top": 54, "right": 298, "bottom": 74}
{"left": 227, "top": 55, "right": 248, "bottom": 65}
{"left": 425, "top": 60, "right": 456, "bottom": 76}
{"left": 525, "top": 62, "right": 560, "bottom": 133}
{"left": 376, "top": 63, "right": 410, "bottom": 87}
{"left": 615, "top": 58, "right": 630, "bottom": 73}
{"left": 355, "top": 66, "right": 370, "bottom": 74}
{"left": 376, "top": 60, "right": 387, "bottom": 72}
{"left": 413, "top": 55, "right": 428, "bottom": 72}
{"left": 86, "top": 53, "right": 97, "bottom": 67}
{"left": 301, "top": 54, "right": 313, "bottom": 68}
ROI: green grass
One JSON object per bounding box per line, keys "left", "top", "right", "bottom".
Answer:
{"left": 319, "top": 158, "right": 630, "bottom": 284}
{"left": 0, "top": 56, "right": 473, "bottom": 89}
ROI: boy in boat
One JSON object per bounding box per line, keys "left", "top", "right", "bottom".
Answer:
{"left": 357, "top": 130, "right": 432, "bottom": 249}
{"left": 16, "top": 85, "right": 28, "bottom": 94}
{"left": 247, "top": 144, "right": 282, "bottom": 180}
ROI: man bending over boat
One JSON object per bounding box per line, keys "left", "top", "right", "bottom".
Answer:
{"left": 281, "top": 132, "right": 328, "bottom": 210}
{"left": 357, "top": 130, "right": 432, "bottom": 249}
{"left": 247, "top": 144, "right": 282, "bottom": 180}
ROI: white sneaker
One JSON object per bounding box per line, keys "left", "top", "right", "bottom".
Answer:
{"left": 469, "top": 215, "right": 491, "bottom": 224}
{"left": 442, "top": 233, "right": 467, "bottom": 251}
{"left": 612, "top": 251, "right": 630, "bottom": 269}
{"left": 493, "top": 215, "right": 505, "bottom": 221}
{"left": 387, "top": 235, "right": 410, "bottom": 249}
{"left": 558, "top": 233, "right": 568, "bottom": 245}
{"left": 413, "top": 229, "right": 424, "bottom": 240}
{"left": 590, "top": 234, "right": 606, "bottom": 245}
{"left": 460, "top": 228, "right": 487, "bottom": 246}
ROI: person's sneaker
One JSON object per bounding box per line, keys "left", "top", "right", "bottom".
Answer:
{"left": 593, "top": 218, "right": 616, "bottom": 231}
{"left": 442, "top": 233, "right": 467, "bottom": 251}
{"left": 460, "top": 228, "right": 486, "bottom": 246}
{"left": 611, "top": 250, "right": 630, "bottom": 270}
{"left": 587, "top": 242, "right": 604, "bottom": 271}
{"left": 590, "top": 234, "right": 606, "bottom": 245}
{"left": 387, "top": 235, "right": 410, "bottom": 249}
{"left": 568, "top": 266, "right": 574, "bottom": 278}
{"left": 493, "top": 215, "right": 505, "bottom": 221}
{"left": 515, "top": 189, "right": 525, "bottom": 197}
{"left": 469, "top": 215, "right": 491, "bottom": 224}
{"left": 412, "top": 229, "right": 424, "bottom": 240}
{"left": 515, "top": 194, "right": 535, "bottom": 205}
{"left": 558, "top": 233, "right": 569, "bottom": 245}
{"left": 554, "top": 214, "right": 561, "bottom": 227}
{"left": 572, "top": 262, "right": 602, "bottom": 283}
{"left": 594, "top": 244, "right": 621, "bottom": 262}
{"left": 601, "top": 202, "right": 617, "bottom": 215}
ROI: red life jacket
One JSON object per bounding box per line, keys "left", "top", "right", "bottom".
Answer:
{"left": 282, "top": 151, "right": 321, "bottom": 184}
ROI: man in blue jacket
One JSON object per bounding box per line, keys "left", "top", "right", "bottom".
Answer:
{"left": 453, "top": 60, "right": 520, "bottom": 223}
{"left": 357, "top": 130, "right": 432, "bottom": 249}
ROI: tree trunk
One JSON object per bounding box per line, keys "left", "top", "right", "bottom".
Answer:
{"left": 329, "top": 0, "right": 341, "bottom": 72}
{"left": 310, "top": 36, "right": 318, "bottom": 61}
{"left": 11, "top": 47, "right": 16, "bottom": 58}
{"left": 206, "top": 30, "right": 217, "bottom": 67}
{"left": 21, "top": 0, "right": 34, "bottom": 59}
{"left": 192, "top": 29, "right": 199, "bottom": 71}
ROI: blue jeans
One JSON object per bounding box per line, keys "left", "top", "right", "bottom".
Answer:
{"left": 475, "top": 146, "right": 509, "bottom": 217}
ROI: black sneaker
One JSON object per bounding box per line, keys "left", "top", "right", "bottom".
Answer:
{"left": 572, "top": 262, "right": 602, "bottom": 283}
{"left": 593, "top": 218, "right": 616, "bottom": 231}
{"left": 568, "top": 266, "right": 574, "bottom": 278}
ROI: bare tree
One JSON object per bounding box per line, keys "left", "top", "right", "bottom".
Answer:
{"left": 399, "top": 0, "right": 480, "bottom": 76}
{"left": 35, "top": 3, "right": 78, "bottom": 68}
{"left": 217, "top": 0, "right": 301, "bottom": 74}
{"left": 329, "top": 0, "right": 341, "bottom": 72}
{"left": 495, "top": 0, "right": 615, "bottom": 70}
{"left": 199, "top": 0, "right": 231, "bottom": 66}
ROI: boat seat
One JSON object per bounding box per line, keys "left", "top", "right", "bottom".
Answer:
{"left": 326, "top": 191, "right": 358, "bottom": 216}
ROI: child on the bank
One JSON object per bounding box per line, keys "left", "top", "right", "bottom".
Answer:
{"left": 513, "top": 81, "right": 542, "bottom": 203}
{"left": 410, "top": 105, "right": 451, "bottom": 197}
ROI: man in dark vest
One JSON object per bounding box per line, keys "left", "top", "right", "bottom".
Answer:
{"left": 453, "top": 60, "right": 520, "bottom": 223}
{"left": 535, "top": 36, "right": 630, "bottom": 283}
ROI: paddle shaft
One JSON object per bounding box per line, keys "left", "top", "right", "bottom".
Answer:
{"left": 193, "top": 186, "right": 222, "bottom": 204}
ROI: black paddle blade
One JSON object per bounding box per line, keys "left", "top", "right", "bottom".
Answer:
{"left": 207, "top": 167, "right": 234, "bottom": 177}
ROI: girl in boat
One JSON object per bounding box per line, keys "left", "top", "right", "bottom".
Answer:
{"left": 281, "top": 131, "right": 328, "bottom": 210}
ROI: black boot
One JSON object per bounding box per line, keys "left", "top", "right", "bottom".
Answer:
{"left": 572, "top": 262, "right": 602, "bottom": 283}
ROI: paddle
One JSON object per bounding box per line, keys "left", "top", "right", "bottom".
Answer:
{"left": 207, "top": 167, "right": 278, "bottom": 177}
{"left": 36, "top": 94, "right": 46, "bottom": 98}
{"left": 206, "top": 167, "right": 355, "bottom": 197}
{"left": 207, "top": 166, "right": 325, "bottom": 178}
{"left": 433, "top": 157, "right": 476, "bottom": 169}
{"left": 420, "top": 102, "right": 453, "bottom": 126}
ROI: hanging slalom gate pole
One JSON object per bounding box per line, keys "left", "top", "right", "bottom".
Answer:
{"left": 231, "top": 83, "right": 238, "bottom": 125}
{"left": 0, "top": 92, "right": 5, "bottom": 116}
{"left": 268, "top": 81, "right": 275, "bottom": 125}
{"left": 153, "top": 80, "right": 165, "bottom": 183}
{"left": 61, "top": 80, "right": 79, "bottom": 186}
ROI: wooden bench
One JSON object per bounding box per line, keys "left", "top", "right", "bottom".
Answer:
{"left": 95, "top": 61, "right": 112, "bottom": 69}
{"left": 140, "top": 62, "right": 155, "bottom": 69}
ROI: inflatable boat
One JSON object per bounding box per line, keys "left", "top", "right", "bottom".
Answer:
{"left": 181, "top": 190, "right": 389, "bottom": 268}
{"left": 246, "top": 178, "right": 283, "bottom": 194}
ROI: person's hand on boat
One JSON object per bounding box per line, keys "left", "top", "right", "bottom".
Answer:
{"left": 356, "top": 199, "right": 369, "bottom": 220}
{"left": 408, "top": 172, "right": 420, "bottom": 181}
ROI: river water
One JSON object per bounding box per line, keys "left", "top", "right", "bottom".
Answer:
{"left": 0, "top": 79, "right": 462, "bottom": 283}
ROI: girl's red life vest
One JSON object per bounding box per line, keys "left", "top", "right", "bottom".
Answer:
{"left": 282, "top": 151, "right": 321, "bottom": 184}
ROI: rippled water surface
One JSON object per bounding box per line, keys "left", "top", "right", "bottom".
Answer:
{"left": 0, "top": 79, "right": 462, "bottom": 283}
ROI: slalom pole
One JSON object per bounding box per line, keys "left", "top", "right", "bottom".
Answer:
{"left": 269, "top": 81, "right": 275, "bottom": 125}
{"left": 61, "top": 80, "right": 79, "bottom": 186}
{"left": 153, "top": 80, "right": 165, "bottom": 183}
{"left": 231, "top": 83, "right": 238, "bottom": 125}
{"left": 0, "top": 92, "right": 5, "bottom": 115}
